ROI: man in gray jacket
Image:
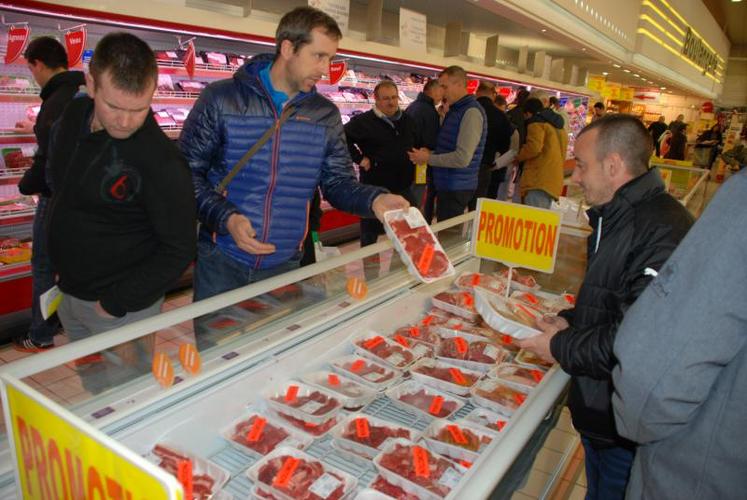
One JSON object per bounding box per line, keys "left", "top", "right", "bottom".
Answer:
{"left": 612, "top": 169, "right": 747, "bottom": 499}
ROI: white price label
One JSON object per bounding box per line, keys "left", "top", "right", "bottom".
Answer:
{"left": 412, "top": 344, "right": 430, "bottom": 358}
{"left": 437, "top": 466, "right": 462, "bottom": 489}
{"left": 362, "top": 371, "right": 382, "bottom": 382}
{"left": 386, "top": 353, "right": 405, "bottom": 367}
{"left": 402, "top": 208, "right": 425, "bottom": 228}
{"left": 20, "top": 145, "right": 36, "bottom": 157}
{"left": 483, "top": 345, "right": 500, "bottom": 361}
{"left": 309, "top": 472, "right": 342, "bottom": 499}
{"left": 299, "top": 400, "right": 326, "bottom": 415}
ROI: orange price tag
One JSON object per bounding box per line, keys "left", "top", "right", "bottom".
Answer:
{"left": 501, "top": 335, "right": 513, "bottom": 345}
{"left": 178, "top": 343, "right": 202, "bottom": 376}
{"left": 421, "top": 315, "right": 434, "bottom": 326}
{"left": 347, "top": 277, "right": 368, "bottom": 300}
{"left": 496, "top": 420, "right": 507, "bottom": 431}
{"left": 364, "top": 336, "right": 385, "bottom": 350}
{"left": 151, "top": 352, "right": 175, "bottom": 388}
{"left": 458, "top": 460, "right": 473, "bottom": 469}
{"left": 273, "top": 457, "right": 300, "bottom": 488}
{"left": 452, "top": 323, "right": 463, "bottom": 331}
{"left": 470, "top": 273, "right": 481, "bottom": 286}
{"left": 247, "top": 417, "right": 267, "bottom": 443}
{"left": 514, "top": 392, "right": 526, "bottom": 405}
{"left": 409, "top": 326, "right": 421, "bottom": 337}
{"left": 412, "top": 446, "right": 430, "bottom": 478}
{"left": 447, "top": 424, "right": 468, "bottom": 444}
{"left": 355, "top": 417, "right": 370, "bottom": 438}
{"left": 429, "top": 395, "right": 444, "bottom": 415}
{"left": 454, "top": 337, "right": 468, "bottom": 354}
{"left": 350, "top": 359, "right": 365, "bottom": 372}
{"left": 530, "top": 370, "right": 544, "bottom": 383}
{"left": 417, "top": 244, "right": 435, "bottom": 274}
{"left": 327, "top": 373, "right": 340, "bottom": 386}
{"left": 516, "top": 303, "right": 537, "bottom": 319}
{"left": 522, "top": 292, "right": 539, "bottom": 305}
{"left": 462, "top": 292, "right": 474, "bottom": 307}
{"left": 177, "top": 459, "right": 193, "bottom": 500}
{"left": 393, "top": 334, "right": 410, "bottom": 348}
{"left": 285, "top": 385, "right": 299, "bottom": 402}
{"left": 449, "top": 367, "right": 467, "bottom": 385}
{"left": 563, "top": 294, "right": 576, "bottom": 305}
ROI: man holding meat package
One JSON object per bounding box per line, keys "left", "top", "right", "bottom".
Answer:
{"left": 516, "top": 114, "right": 693, "bottom": 499}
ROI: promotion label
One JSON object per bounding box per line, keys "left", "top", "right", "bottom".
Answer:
{"left": 1, "top": 377, "right": 179, "bottom": 499}
{"left": 472, "top": 199, "right": 561, "bottom": 273}
{"left": 65, "top": 27, "right": 86, "bottom": 67}
{"left": 5, "top": 25, "right": 30, "bottom": 65}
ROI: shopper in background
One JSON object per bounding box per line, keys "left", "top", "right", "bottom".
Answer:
{"left": 470, "top": 81, "right": 514, "bottom": 207}
{"left": 591, "top": 101, "right": 605, "bottom": 121}
{"left": 405, "top": 77, "right": 443, "bottom": 222}
{"left": 180, "top": 7, "right": 408, "bottom": 318}
{"left": 695, "top": 123, "right": 723, "bottom": 168}
{"left": 507, "top": 87, "right": 530, "bottom": 146}
{"left": 517, "top": 114, "right": 694, "bottom": 500}
{"left": 46, "top": 33, "right": 196, "bottom": 389}
{"left": 345, "top": 79, "right": 419, "bottom": 246}
{"left": 549, "top": 96, "right": 570, "bottom": 133}
{"left": 664, "top": 122, "right": 687, "bottom": 160}
{"left": 12, "top": 37, "right": 86, "bottom": 353}
{"left": 515, "top": 97, "right": 567, "bottom": 208}
{"left": 668, "top": 113, "right": 685, "bottom": 131}
{"left": 612, "top": 169, "right": 747, "bottom": 500}
{"left": 408, "top": 66, "right": 486, "bottom": 221}
{"left": 491, "top": 93, "right": 520, "bottom": 201}
{"left": 647, "top": 116, "right": 668, "bottom": 156}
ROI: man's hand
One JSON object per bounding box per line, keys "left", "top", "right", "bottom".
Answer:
{"left": 514, "top": 315, "right": 568, "bottom": 364}
{"left": 372, "top": 194, "right": 410, "bottom": 221}
{"left": 408, "top": 147, "right": 431, "bottom": 165}
{"left": 359, "top": 157, "right": 372, "bottom": 171}
{"left": 226, "top": 213, "right": 276, "bottom": 255}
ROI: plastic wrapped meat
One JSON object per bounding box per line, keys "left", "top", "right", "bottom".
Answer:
{"left": 270, "top": 387, "right": 340, "bottom": 417}
{"left": 370, "top": 475, "right": 420, "bottom": 500}
{"left": 257, "top": 455, "right": 346, "bottom": 500}
{"left": 438, "top": 338, "right": 507, "bottom": 365}
{"left": 398, "top": 389, "right": 457, "bottom": 418}
{"left": 455, "top": 272, "right": 506, "bottom": 295}
{"left": 384, "top": 209, "right": 453, "bottom": 281}
{"left": 472, "top": 380, "right": 527, "bottom": 414}
{"left": 176, "top": 80, "right": 208, "bottom": 92}
{"left": 492, "top": 363, "right": 545, "bottom": 389}
{"left": 432, "top": 423, "right": 492, "bottom": 452}
{"left": 356, "top": 335, "right": 415, "bottom": 368}
{"left": 377, "top": 442, "right": 463, "bottom": 497}
{"left": 340, "top": 416, "right": 411, "bottom": 449}
{"left": 432, "top": 291, "right": 477, "bottom": 319}
{"left": 151, "top": 445, "right": 218, "bottom": 500}
{"left": 515, "top": 349, "right": 554, "bottom": 370}
{"left": 497, "top": 269, "right": 538, "bottom": 289}
{"left": 391, "top": 325, "right": 441, "bottom": 346}
{"left": 275, "top": 412, "right": 338, "bottom": 437}
{"left": 411, "top": 362, "right": 479, "bottom": 387}
{"left": 229, "top": 415, "right": 289, "bottom": 455}
{"left": 337, "top": 357, "right": 396, "bottom": 385}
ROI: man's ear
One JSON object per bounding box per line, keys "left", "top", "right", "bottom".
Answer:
{"left": 279, "top": 39, "right": 295, "bottom": 61}
{"left": 606, "top": 152, "right": 626, "bottom": 179}
{"left": 85, "top": 72, "right": 96, "bottom": 98}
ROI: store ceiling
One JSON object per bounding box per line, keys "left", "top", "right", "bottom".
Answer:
{"left": 704, "top": 0, "right": 747, "bottom": 48}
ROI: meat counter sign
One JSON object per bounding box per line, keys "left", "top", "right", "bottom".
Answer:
{"left": 1, "top": 377, "right": 180, "bottom": 499}
{"left": 4, "top": 25, "right": 30, "bottom": 64}
{"left": 65, "top": 27, "right": 86, "bottom": 67}
{"left": 472, "top": 199, "right": 561, "bottom": 274}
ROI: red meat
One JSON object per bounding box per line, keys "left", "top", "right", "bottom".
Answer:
{"left": 341, "top": 359, "right": 395, "bottom": 384}
{"left": 272, "top": 390, "right": 340, "bottom": 416}
{"left": 434, "top": 424, "right": 492, "bottom": 452}
{"left": 392, "top": 325, "right": 440, "bottom": 345}
{"left": 468, "top": 341, "right": 504, "bottom": 364}
{"left": 398, "top": 389, "right": 457, "bottom": 418}
{"left": 230, "top": 415, "right": 289, "bottom": 455}
{"left": 433, "top": 291, "right": 475, "bottom": 311}
{"left": 276, "top": 412, "right": 338, "bottom": 436}
{"left": 357, "top": 337, "right": 414, "bottom": 368}
{"left": 151, "top": 445, "right": 216, "bottom": 500}
{"left": 370, "top": 475, "right": 420, "bottom": 500}
{"left": 438, "top": 337, "right": 468, "bottom": 361}
{"left": 257, "top": 455, "right": 346, "bottom": 500}
{"left": 412, "top": 364, "right": 478, "bottom": 387}
{"left": 389, "top": 219, "right": 419, "bottom": 238}
{"left": 341, "top": 418, "right": 411, "bottom": 449}
{"left": 378, "top": 443, "right": 461, "bottom": 497}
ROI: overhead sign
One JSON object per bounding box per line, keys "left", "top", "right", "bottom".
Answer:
{"left": 183, "top": 39, "right": 196, "bottom": 78}
{"left": 308, "top": 0, "right": 349, "bottom": 34}
{"left": 1, "top": 376, "right": 180, "bottom": 500}
{"left": 328, "top": 60, "right": 347, "bottom": 85}
{"left": 64, "top": 27, "right": 86, "bottom": 67}
{"left": 472, "top": 199, "right": 561, "bottom": 273}
{"left": 466, "top": 79, "right": 479, "bottom": 94}
{"left": 682, "top": 28, "right": 718, "bottom": 75}
{"left": 619, "top": 87, "right": 634, "bottom": 101}
{"left": 399, "top": 7, "right": 427, "bottom": 53}
{"left": 4, "top": 25, "right": 30, "bottom": 65}
{"left": 586, "top": 75, "right": 605, "bottom": 93}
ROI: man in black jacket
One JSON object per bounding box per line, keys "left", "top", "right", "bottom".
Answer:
{"left": 345, "top": 80, "right": 419, "bottom": 246}
{"left": 46, "top": 33, "right": 196, "bottom": 388}
{"left": 517, "top": 115, "right": 693, "bottom": 500}
{"left": 13, "top": 37, "right": 85, "bottom": 352}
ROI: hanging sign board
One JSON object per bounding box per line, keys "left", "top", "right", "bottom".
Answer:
{"left": 65, "top": 27, "right": 86, "bottom": 67}
{"left": 183, "top": 39, "right": 196, "bottom": 79}
{"left": 308, "top": 0, "right": 350, "bottom": 34}
{"left": 399, "top": 7, "right": 427, "bottom": 53}
{"left": 586, "top": 75, "right": 605, "bottom": 93}
{"left": 472, "top": 199, "right": 561, "bottom": 273}
{"left": 4, "top": 25, "right": 30, "bottom": 65}
{"left": 1, "top": 375, "right": 180, "bottom": 500}
{"left": 328, "top": 60, "right": 347, "bottom": 85}
{"left": 466, "top": 79, "right": 479, "bottom": 94}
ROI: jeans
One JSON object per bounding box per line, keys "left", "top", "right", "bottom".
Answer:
{"left": 523, "top": 189, "right": 553, "bottom": 209}
{"left": 57, "top": 294, "right": 163, "bottom": 394}
{"left": 436, "top": 189, "right": 475, "bottom": 222}
{"left": 581, "top": 438, "right": 635, "bottom": 500}
{"left": 29, "top": 197, "right": 59, "bottom": 345}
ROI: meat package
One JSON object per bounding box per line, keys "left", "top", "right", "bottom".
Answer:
{"left": 2, "top": 148, "right": 34, "bottom": 170}
{"left": 409, "top": 358, "right": 481, "bottom": 396}
{"left": 331, "top": 413, "right": 420, "bottom": 459}
{"left": 515, "top": 349, "right": 554, "bottom": 371}
{"left": 386, "top": 332, "right": 435, "bottom": 360}
{"left": 369, "top": 475, "right": 421, "bottom": 500}
{"left": 354, "top": 333, "right": 416, "bottom": 369}
{"left": 329, "top": 355, "right": 402, "bottom": 390}
{"left": 460, "top": 407, "right": 509, "bottom": 433}
{"left": 470, "top": 379, "right": 528, "bottom": 416}
{"left": 264, "top": 381, "right": 342, "bottom": 425}
{"left": 373, "top": 439, "right": 464, "bottom": 499}
{"left": 495, "top": 268, "right": 539, "bottom": 291}
{"left": 419, "top": 307, "right": 479, "bottom": 329}
{"left": 386, "top": 379, "right": 464, "bottom": 418}
{"left": 454, "top": 272, "right": 507, "bottom": 296}
{"left": 301, "top": 371, "right": 377, "bottom": 410}
{"left": 424, "top": 419, "right": 495, "bottom": 463}
{"left": 436, "top": 335, "right": 510, "bottom": 371}
{"left": 489, "top": 363, "right": 545, "bottom": 390}
{"left": 389, "top": 325, "right": 441, "bottom": 346}
{"left": 272, "top": 411, "right": 339, "bottom": 437}
{"left": 510, "top": 290, "right": 575, "bottom": 316}
{"left": 149, "top": 443, "right": 230, "bottom": 500}
{"left": 383, "top": 208, "right": 454, "bottom": 283}
{"left": 247, "top": 446, "right": 357, "bottom": 500}
{"left": 473, "top": 288, "right": 544, "bottom": 339}
{"left": 431, "top": 291, "right": 478, "bottom": 321}
{"left": 222, "top": 410, "right": 312, "bottom": 457}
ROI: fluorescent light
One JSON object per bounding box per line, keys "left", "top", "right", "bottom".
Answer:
{"left": 633, "top": 73, "right": 640, "bottom": 77}
{"left": 623, "top": 69, "right": 631, "bottom": 73}
{"left": 660, "top": 86, "right": 667, "bottom": 89}
{"left": 613, "top": 63, "right": 621, "bottom": 68}
{"left": 602, "top": 72, "right": 609, "bottom": 75}
{"left": 541, "top": 29, "right": 547, "bottom": 32}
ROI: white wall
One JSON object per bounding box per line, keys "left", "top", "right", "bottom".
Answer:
{"left": 719, "top": 59, "right": 747, "bottom": 108}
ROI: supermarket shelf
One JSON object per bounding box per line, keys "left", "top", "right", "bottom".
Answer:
{"left": 0, "top": 207, "right": 35, "bottom": 224}
{"left": 0, "top": 262, "right": 31, "bottom": 282}
{"left": 0, "top": 168, "right": 27, "bottom": 185}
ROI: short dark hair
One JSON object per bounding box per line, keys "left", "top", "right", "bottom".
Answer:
{"left": 275, "top": 6, "right": 342, "bottom": 58}
{"left": 374, "top": 79, "right": 397, "bottom": 98}
{"left": 513, "top": 87, "right": 530, "bottom": 107}
{"left": 495, "top": 94, "right": 507, "bottom": 107}
{"left": 578, "top": 114, "right": 652, "bottom": 176}
{"left": 523, "top": 97, "right": 544, "bottom": 116}
{"left": 89, "top": 32, "right": 157, "bottom": 94}
{"left": 476, "top": 81, "right": 496, "bottom": 94}
{"left": 24, "top": 36, "right": 68, "bottom": 70}
{"left": 423, "top": 78, "right": 440, "bottom": 93}
{"left": 593, "top": 101, "right": 605, "bottom": 110}
{"left": 439, "top": 65, "right": 467, "bottom": 85}
{"left": 549, "top": 96, "right": 559, "bottom": 107}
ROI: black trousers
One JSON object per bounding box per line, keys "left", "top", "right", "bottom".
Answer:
{"left": 436, "top": 189, "right": 475, "bottom": 222}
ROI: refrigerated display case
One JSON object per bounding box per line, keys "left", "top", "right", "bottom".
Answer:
{"left": 0, "top": 214, "right": 587, "bottom": 498}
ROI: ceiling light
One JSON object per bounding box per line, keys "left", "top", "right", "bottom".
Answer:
{"left": 602, "top": 72, "right": 609, "bottom": 76}
{"left": 660, "top": 86, "right": 667, "bottom": 90}
{"left": 633, "top": 73, "right": 640, "bottom": 77}
{"left": 613, "top": 63, "right": 621, "bottom": 68}
{"left": 541, "top": 29, "right": 547, "bottom": 32}
{"left": 581, "top": 47, "right": 586, "bottom": 51}
{"left": 623, "top": 69, "right": 631, "bottom": 73}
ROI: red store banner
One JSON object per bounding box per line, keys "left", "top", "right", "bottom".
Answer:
{"left": 65, "top": 27, "right": 86, "bottom": 67}
{"left": 328, "top": 60, "right": 347, "bottom": 85}
{"left": 182, "top": 39, "right": 196, "bottom": 78}
{"left": 4, "top": 25, "right": 30, "bottom": 65}
{"left": 466, "top": 79, "right": 479, "bottom": 94}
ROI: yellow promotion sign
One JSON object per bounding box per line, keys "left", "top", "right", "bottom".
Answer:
{"left": 472, "top": 199, "right": 561, "bottom": 273}
{"left": 1, "top": 376, "right": 180, "bottom": 500}
{"left": 586, "top": 75, "right": 605, "bottom": 93}
{"left": 602, "top": 81, "right": 621, "bottom": 100}
{"left": 620, "top": 87, "right": 634, "bottom": 101}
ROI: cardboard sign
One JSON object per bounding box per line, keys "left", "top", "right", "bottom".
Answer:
{"left": 328, "top": 60, "right": 346, "bottom": 85}
{"left": 5, "top": 25, "right": 30, "bottom": 65}
{"left": 1, "top": 377, "right": 178, "bottom": 500}
{"left": 472, "top": 199, "right": 561, "bottom": 274}
{"left": 183, "top": 40, "right": 196, "bottom": 78}
{"left": 65, "top": 27, "right": 86, "bottom": 67}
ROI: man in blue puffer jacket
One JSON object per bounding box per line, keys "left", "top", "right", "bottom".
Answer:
{"left": 180, "top": 7, "right": 408, "bottom": 307}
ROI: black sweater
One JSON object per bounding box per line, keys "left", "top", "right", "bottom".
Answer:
{"left": 18, "top": 70, "right": 85, "bottom": 197}
{"left": 344, "top": 109, "right": 420, "bottom": 193}
{"left": 47, "top": 97, "right": 196, "bottom": 317}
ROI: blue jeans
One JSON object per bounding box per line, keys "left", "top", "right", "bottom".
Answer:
{"left": 29, "top": 197, "right": 59, "bottom": 345}
{"left": 523, "top": 189, "right": 554, "bottom": 209}
{"left": 581, "top": 438, "right": 635, "bottom": 500}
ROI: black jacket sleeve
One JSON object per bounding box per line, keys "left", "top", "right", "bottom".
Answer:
{"left": 343, "top": 115, "right": 365, "bottom": 165}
